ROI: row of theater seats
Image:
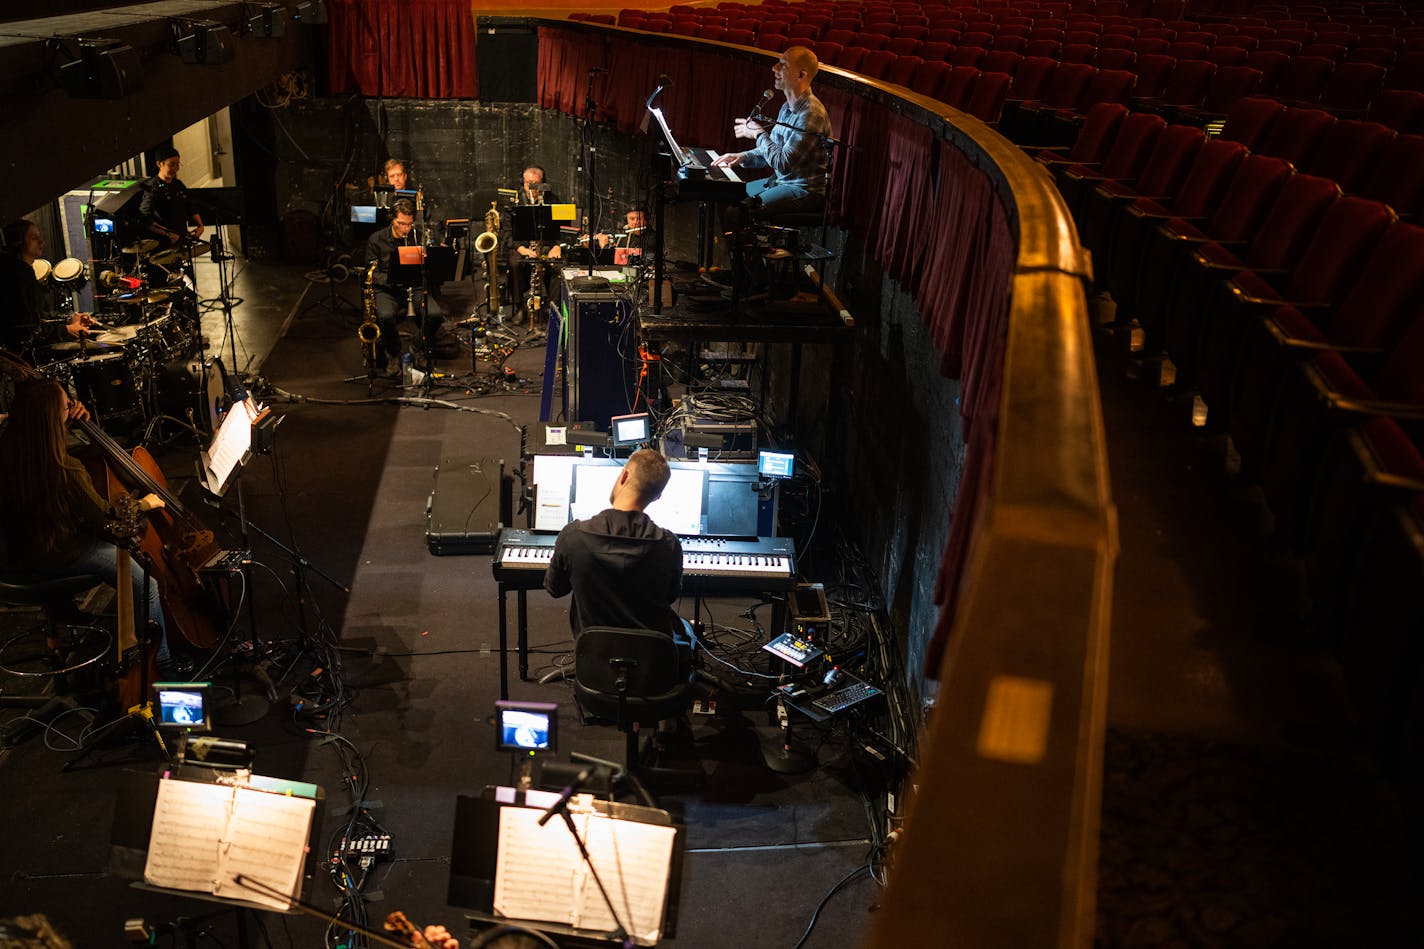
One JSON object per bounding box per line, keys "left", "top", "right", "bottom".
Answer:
{"left": 590, "top": 1, "right": 1424, "bottom": 136}
{"left": 1039, "top": 98, "right": 1424, "bottom": 774}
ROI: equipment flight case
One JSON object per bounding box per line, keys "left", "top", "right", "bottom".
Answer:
{"left": 425, "top": 457, "right": 512, "bottom": 555}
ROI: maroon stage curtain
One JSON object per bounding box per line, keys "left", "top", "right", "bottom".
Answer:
{"left": 328, "top": 0, "right": 477, "bottom": 98}
{"left": 539, "top": 28, "right": 764, "bottom": 147}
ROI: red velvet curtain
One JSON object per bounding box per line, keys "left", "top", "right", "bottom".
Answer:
{"left": 328, "top": 0, "right": 477, "bottom": 98}
{"left": 539, "top": 28, "right": 764, "bottom": 146}
{"left": 538, "top": 27, "right": 1018, "bottom": 677}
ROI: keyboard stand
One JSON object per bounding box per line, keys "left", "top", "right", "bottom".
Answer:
{"left": 494, "top": 582, "right": 534, "bottom": 701}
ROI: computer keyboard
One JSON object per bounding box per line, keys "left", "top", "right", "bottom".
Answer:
{"left": 812, "top": 680, "right": 883, "bottom": 715}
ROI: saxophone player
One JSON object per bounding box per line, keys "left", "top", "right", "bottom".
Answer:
{"left": 505, "top": 165, "right": 561, "bottom": 322}
{"left": 364, "top": 199, "right": 445, "bottom": 377}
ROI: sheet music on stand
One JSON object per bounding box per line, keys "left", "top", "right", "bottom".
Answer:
{"left": 449, "top": 789, "right": 684, "bottom": 947}
{"left": 494, "top": 802, "right": 676, "bottom": 944}
{"left": 142, "top": 772, "right": 318, "bottom": 912}
{"left": 200, "top": 397, "right": 266, "bottom": 498}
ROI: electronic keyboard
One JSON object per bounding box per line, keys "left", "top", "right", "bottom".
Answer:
{"left": 492, "top": 528, "right": 796, "bottom": 595}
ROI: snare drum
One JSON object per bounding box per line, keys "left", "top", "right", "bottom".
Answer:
{"left": 51, "top": 257, "right": 87, "bottom": 286}
{"left": 70, "top": 352, "right": 143, "bottom": 428}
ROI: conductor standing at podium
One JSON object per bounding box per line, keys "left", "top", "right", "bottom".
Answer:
{"left": 545, "top": 449, "right": 690, "bottom": 653}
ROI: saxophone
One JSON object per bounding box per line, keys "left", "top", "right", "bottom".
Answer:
{"left": 474, "top": 201, "right": 501, "bottom": 316}
{"left": 359, "top": 263, "right": 380, "bottom": 370}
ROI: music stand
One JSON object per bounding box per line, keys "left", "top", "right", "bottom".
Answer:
{"left": 110, "top": 764, "right": 324, "bottom": 948}
{"left": 198, "top": 391, "right": 270, "bottom": 725}
{"left": 509, "top": 205, "right": 564, "bottom": 245}
{"left": 448, "top": 789, "right": 684, "bottom": 946}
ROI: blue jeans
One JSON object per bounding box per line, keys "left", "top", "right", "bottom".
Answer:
{"left": 42, "top": 542, "right": 170, "bottom": 665}
{"left": 747, "top": 178, "right": 825, "bottom": 218}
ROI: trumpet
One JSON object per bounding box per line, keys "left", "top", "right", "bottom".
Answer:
{"left": 475, "top": 201, "right": 501, "bottom": 316}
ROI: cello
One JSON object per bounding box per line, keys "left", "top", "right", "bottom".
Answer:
{"left": 1, "top": 352, "right": 224, "bottom": 650}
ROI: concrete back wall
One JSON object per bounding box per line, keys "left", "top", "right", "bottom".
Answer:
{"left": 253, "top": 98, "right": 715, "bottom": 264}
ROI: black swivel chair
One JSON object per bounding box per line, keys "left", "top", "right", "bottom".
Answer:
{"left": 573, "top": 626, "right": 695, "bottom": 771}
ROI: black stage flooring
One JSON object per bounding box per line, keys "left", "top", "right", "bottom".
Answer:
{"left": 0, "top": 265, "right": 876, "bottom": 948}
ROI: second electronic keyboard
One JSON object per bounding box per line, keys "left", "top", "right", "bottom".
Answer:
{"left": 492, "top": 529, "right": 796, "bottom": 594}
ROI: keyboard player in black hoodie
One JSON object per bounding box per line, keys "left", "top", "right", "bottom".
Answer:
{"left": 544, "top": 449, "right": 692, "bottom": 666}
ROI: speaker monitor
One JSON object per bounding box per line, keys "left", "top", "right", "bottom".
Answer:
{"left": 178, "top": 23, "right": 236, "bottom": 65}
{"left": 60, "top": 41, "right": 142, "bottom": 99}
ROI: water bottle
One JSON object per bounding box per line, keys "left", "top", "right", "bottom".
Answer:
{"left": 401, "top": 352, "right": 412, "bottom": 385}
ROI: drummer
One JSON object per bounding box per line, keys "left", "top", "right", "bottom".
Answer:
{"left": 140, "top": 146, "right": 205, "bottom": 247}
{"left": 0, "top": 219, "right": 94, "bottom": 357}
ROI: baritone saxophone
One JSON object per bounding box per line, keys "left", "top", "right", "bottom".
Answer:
{"left": 359, "top": 263, "right": 380, "bottom": 370}
{"left": 474, "top": 201, "right": 501, "bottom": 316}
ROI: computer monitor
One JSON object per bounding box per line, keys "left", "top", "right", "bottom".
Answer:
{"left": 153, "top": 681, "right": 212, "bottom": 733}
{"left": 758, "top": 450, "right": 795, "bottom": 480}
{"left": 570, "top": 462, "right": 705, "bottom": 536}
{"left": 611, "top": 413, "right": 650, "bottom": 447}
{"left": 495, "top": 700, "right": 557, "bottom": 754}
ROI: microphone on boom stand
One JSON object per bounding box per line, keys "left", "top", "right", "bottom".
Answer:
{"left": 748, "top": 88, "right": 775, "bottom": 122}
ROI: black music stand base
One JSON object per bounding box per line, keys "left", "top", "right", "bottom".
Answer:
{"left": 759, "top": 729, "right": 817, "bottom": 775}
{"left": 212, "top": 687, "right": 270, "bottom": 727}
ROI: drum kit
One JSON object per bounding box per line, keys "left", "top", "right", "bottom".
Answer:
{"left": 33, "top": 237, "right": 209, "bottom": 431}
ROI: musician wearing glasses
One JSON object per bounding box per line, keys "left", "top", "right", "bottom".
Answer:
{"left": 140, "top": 146, "right": 205, "bottom": 247}
{"left": 365, "top": 198, "right": 445, "bottom": 376}
{"left": 711, "top": 46, "right": 832, "bottom": 217}
{"left": 0, "top": 219, "right": 94, "bottom": 356}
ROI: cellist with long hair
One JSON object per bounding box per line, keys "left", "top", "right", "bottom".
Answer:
{"left": 0, "top": 377, "right": 174, "bottom": 671}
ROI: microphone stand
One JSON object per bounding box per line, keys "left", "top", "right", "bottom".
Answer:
{"left": 415, "top": 246, "right": 436, "bottom": 399}
{"left": 584, "top": 68, "right": 600, "bottom": 281}
{"left": 538, "top": 770, "right": 634, "bottom": 948}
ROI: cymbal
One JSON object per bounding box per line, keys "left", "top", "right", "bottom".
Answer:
{"left": 114, "top": 289, "right": 172, "bottom": 305}
{"left": 92, "top": 326, "right": 144, "bottom": 343}
{"left": 150, "top": 240, "right": 210, "bottom": 266}
{"left": 122, "top": 239, "right": 160, "bottom": 256}
{"left": 47, "top": 339, "right": 122, "bottom": 353}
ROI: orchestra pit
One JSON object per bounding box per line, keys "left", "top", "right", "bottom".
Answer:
{"left": 1, "top": 2, "right": 1421, "bottom": 948}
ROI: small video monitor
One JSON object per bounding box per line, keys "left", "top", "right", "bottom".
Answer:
{"left": 92, "top": 217, "right": 115, "bottom": 234}
{"left": 350, "top": 205, "right": 378, "bottom": 224}
{"left": 153, "top": 682, "right": 212, "bottom": 733}
{"left": 611, "top": 413, "right": 650, "bottom": 447}
{"left": 758, "top": 450, "right": 795, "bottom": 480}
{"left": 495, "top": 700, "right": 557, "bottom": 754}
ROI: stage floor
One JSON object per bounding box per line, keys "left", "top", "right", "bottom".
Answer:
{"left": 0, "top": 260, "right": 878, "bottom": 948}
